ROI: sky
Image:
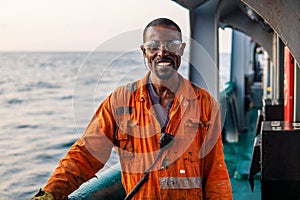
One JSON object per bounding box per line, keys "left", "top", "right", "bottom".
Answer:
{"left": 0, "top": 0, "right": 231, "bottom": 52}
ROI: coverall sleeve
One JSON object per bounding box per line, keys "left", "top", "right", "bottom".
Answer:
{"left": 202, "top": 97, "right": 232, "bottom": 199}
{"left": 43, "top": 95, "right": 116, "bottom": 200}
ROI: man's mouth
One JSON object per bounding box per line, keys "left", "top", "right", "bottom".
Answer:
{"left": 156, "top": 59, "right": 174, "bottom": 67}
{"left": 157, "top": 61, "right": 172, "bottom": 66}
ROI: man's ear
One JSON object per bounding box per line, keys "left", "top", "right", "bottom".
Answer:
{"left": 140, "top": 45, "right": 146, "bottom": 57}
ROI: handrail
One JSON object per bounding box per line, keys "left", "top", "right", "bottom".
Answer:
{"left": 220, "top": 82, "right": 235, "bottom": 103}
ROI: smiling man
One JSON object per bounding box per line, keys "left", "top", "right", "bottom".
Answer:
{"left": 32, "top": 18, "right": 232, "bottom": 200}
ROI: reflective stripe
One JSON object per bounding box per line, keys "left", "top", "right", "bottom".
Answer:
{"left": 159, "top": 177, "right": 203, "bottom": 189}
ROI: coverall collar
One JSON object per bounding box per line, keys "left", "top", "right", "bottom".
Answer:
{"left": 135, "top": 71, "right": 200, "bottom": 102}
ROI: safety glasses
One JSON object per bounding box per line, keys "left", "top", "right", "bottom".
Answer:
{"left": 142, "top": 40, "right": 183, "bottom": 53}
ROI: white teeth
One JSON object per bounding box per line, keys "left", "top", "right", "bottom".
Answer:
{"left": 157, "top": 61, "right": 171, "bottom": 66}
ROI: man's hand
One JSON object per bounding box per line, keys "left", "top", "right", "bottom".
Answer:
{"left": 30, "top": 189, "right": 55, "bottom": 200}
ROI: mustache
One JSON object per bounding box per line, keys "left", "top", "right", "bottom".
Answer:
{"left": 154, "top": 57, "right": 175, "bottom": 64}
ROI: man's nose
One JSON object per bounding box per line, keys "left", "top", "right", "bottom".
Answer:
{"left": 157, "top": 44, "right": 169, "bottom": 56}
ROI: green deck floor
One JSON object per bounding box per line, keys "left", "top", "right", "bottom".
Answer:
{"left": 223, "top": 108, "right": 261, "bottom": 200}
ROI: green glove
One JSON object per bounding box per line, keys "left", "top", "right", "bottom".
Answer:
{"left": 31, "top": 189, "right": 55, "bottom": 200}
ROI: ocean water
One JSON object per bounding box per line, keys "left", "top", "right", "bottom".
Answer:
{"left": 0, "top": 51, "right": 230, "bottom": 199}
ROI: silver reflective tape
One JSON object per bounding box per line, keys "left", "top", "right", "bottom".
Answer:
{"left": 159, "top": 177, "right": 203, "bottom": 189}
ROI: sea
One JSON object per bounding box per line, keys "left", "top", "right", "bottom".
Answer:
{"left": 0, "top": 51, "right": 230, "bottom": 199}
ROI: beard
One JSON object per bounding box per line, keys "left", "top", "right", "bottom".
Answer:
{"left": 152, "top": 57, "right": 178, "bottom": 80}
{"left": 153, "top": 65, "right": 176, "bottom": 80}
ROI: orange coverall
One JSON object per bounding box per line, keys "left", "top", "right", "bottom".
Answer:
{"left": 43, "top": 72, "right": 232, "bottom": 199}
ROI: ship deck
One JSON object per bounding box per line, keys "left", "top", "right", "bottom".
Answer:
{"left": 224, "top": 108, "right": 261, "bottom": 200}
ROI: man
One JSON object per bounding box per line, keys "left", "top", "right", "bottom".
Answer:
{"left": 32, "top": 18, "right": 232, "bottom": 199}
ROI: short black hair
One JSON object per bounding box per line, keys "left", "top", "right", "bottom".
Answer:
{"left": 143, "top": 18, "right": 182, "bottom": 42}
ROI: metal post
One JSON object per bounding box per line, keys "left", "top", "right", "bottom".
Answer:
{"left": 230, "top": 30, "right": 252, "bottom": 131}
{"left": 277, "top": 36, "right": 285, "bottom": 103}
{"left": 189, "top": 0, "right": 220, "bottom": 101}
{"left": 263, "top": 52, "right": 271, "bottom": 99}
{"left": 294, "top": 62, "right": 300, "bottom": 121}
{"left": 272, "top": 34, "right": 277, "bottom": 100}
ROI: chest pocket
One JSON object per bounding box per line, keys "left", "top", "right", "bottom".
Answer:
{"left": 115, "top": 118, "right": 137, "bottom": 158}
{"left": 182, "top": 118, "right": 210, "bottom": 162}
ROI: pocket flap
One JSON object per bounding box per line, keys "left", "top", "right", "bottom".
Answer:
{"left": 184, "top": 118, "right": 210, "bottom": 128}
{"left": 116, "top": 118, "right": 137, "bottom": 140}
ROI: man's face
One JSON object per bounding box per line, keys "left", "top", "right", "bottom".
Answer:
{"left": 141, "top": 25, "right": 186, "bottom": 80}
